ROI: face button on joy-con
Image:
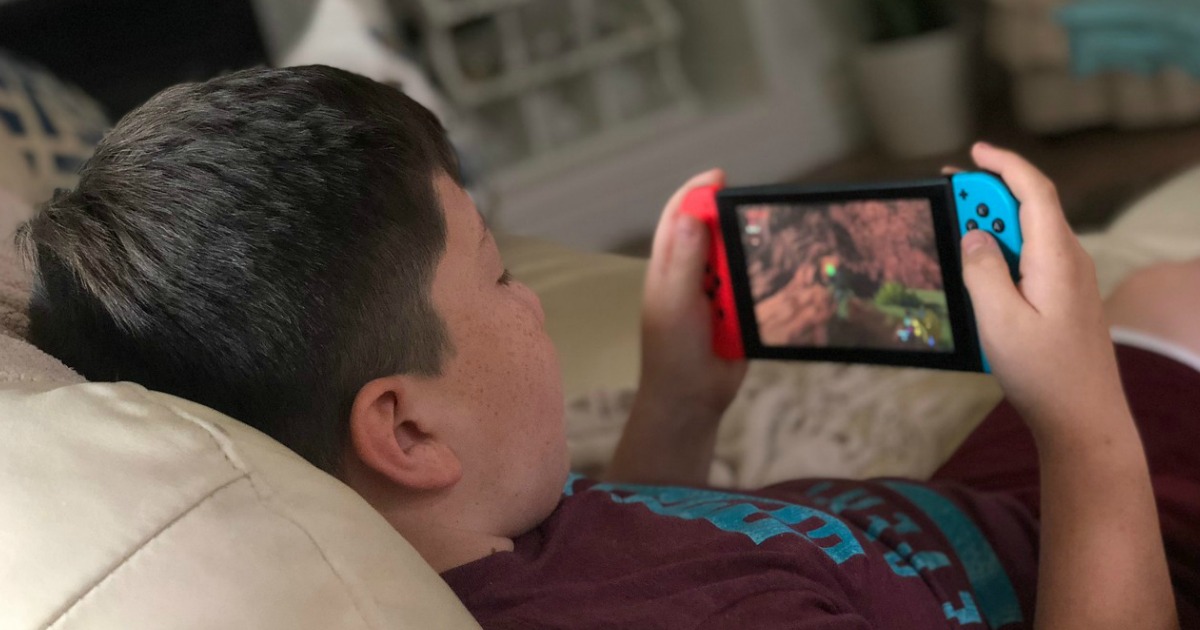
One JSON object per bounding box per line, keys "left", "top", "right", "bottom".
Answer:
{"left": 960, "top": 190, "right": 969, "bottom": 201}
{"left": 976, "top": 204, "right": 990, "bottom": 218}
{"left": 966, "top": 219, "right": 978, "bottom": 231}
{"left": 992, "top": 219, "right": 1006, "bottom": 233}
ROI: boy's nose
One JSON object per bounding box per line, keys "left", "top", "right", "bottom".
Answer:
{"left": 518, "top": 282, "right": 545, "bottom": 326}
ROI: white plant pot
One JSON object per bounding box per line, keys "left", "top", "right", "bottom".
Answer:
{"left": 856, "top": 27, "right": 972, "bottom": 158}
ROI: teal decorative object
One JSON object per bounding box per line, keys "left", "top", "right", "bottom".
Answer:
{"left": 1058, "top": 0, "right": 1200, "bottom": 76}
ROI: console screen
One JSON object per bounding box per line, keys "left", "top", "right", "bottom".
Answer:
{"left": 735, "top": 199, "right": 954, "bottom": 353}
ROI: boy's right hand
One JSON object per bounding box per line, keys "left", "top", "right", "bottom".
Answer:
{"left": 960, "top": 143, "right": 1128, "bottom": 436}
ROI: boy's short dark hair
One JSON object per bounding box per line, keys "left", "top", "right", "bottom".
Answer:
{"left": 18, "top": 65, "right": 460, "bottom": 473}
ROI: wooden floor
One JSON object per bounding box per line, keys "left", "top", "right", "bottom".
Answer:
{"left": 612, "top": 95, "right": 1200, "bottom": 256}
{"left": 796, "top": 107, "right": 1200, "bottom": 232}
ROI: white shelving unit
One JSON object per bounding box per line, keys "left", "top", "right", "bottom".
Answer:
{"left": 478, "top": 0, "right": 865, "bottom": 251}
{"left": 413, "top": 0, "right": 698, "bottom": 170}
{"left": 254, "top": 0, "right": 865, "bottom": 251}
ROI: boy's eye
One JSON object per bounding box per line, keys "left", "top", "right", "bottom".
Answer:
{"left": 498, "top": 269, "right": 513, "bottom": 285}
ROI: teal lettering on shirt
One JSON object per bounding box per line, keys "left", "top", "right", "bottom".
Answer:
{"left": 805, "top": 481, "right": 834, "bottom": 497}
{"left": 944, "top": 591, "right": 984, "bottom": 625}
{"left": 579, "top": 481, "right": 866, "bottom": 564}
{"left": 866, "top": 512, "right": 922, "bottom": 542}
{"left": 884, "top": 481, "right": 1023, "bottom": 627}
{"left": 818, "top": 488, "right": 886, "bottom": 514}
{"left": 885, "top": 542, "right": 952, "bottom": 577}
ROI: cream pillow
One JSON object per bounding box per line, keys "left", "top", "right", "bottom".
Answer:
{"left": 0, "top": 376, "right": 479, "bottom": 630}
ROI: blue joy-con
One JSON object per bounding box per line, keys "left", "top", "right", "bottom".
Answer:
{"left": 950, "top": 173, "right": 1023, "bottom": 374}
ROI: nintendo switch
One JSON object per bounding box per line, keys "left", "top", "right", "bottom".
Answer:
{"left": 682, "top": 173, "right": 1022, "bottom": 373}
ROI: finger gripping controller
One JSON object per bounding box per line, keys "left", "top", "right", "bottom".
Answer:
{"left": 680, "top": 185, "right": 745, "bottom": 360}
{"left": 951, "top": 172, "right": 1023, "bottom": 279}
{"left": 951, "top": 172, "right": 1024, "bottom": 373}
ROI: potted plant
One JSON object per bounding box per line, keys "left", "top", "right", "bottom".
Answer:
{"left": 855, "top": 0, "right": 971, "bottom": 158}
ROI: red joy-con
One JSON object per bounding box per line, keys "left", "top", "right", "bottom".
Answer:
{"left": 680, "top": 185, "right": 745, "bottom": 360}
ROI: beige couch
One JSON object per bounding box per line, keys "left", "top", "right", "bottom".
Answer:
{"left": 987, "top": 0, "right": 1200, "bottom": 132}
{"left": 0, "top": 375, "right": 481, "bottom": 629}
{"left": 6, "top": 51, "right": 1200, "bottom": 630}
{"left": 5, "top": 164, "right": 1200, "bottom": 628}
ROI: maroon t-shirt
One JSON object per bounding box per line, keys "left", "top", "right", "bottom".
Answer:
{"left": 443, "top": 345, "right": 1200, "bottom": 628}
{"left": 443, "top": 476, "right": 1038, "bottom": 629}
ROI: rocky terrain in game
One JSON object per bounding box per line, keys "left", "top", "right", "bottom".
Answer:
{"left": 744, "top": 200, "right": 943, "bottom": 347}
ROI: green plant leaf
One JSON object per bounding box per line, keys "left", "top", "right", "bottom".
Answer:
{"left": 865, "top": 0, "right": 953, "bottom": 42}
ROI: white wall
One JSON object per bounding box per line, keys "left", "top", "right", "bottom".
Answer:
{"left": 489, "top": 0, "right": 867, "bottom": 251}
{"left": 251, "top": 0, "right": 868, "bottom": 252}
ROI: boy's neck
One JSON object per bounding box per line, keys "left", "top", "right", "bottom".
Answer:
{"left": 340, "top": 456, "right": 516, "bottom": 571}
{"left": 401, "top": 522, "right": 515, "bottom": 572}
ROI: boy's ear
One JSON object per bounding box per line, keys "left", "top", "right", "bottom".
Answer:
{"left": 348, "top": 375, "right": 462, "bottom": 491}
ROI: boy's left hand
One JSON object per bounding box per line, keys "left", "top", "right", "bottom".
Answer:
{"left": 638, "top": 169, "right": 748, "bottom": 424}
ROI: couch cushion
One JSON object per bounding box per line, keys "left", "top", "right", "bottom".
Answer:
{"left": 0, "top": 378, "right": 479, "bottom": 630}
{"left": 1084, "top": 163, "right": 1200, "bottom": 295}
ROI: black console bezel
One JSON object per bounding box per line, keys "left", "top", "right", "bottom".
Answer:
{"left": 716, "top": 179, "right": 986, "bottom": 372}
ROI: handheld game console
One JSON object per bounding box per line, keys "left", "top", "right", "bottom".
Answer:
{"left": 681, "top": 173, "right": 1022, "bottom": 373}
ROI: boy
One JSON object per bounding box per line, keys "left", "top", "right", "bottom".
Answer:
{"left": 19, "top": 66, "right": 1194, "bottom": 628}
